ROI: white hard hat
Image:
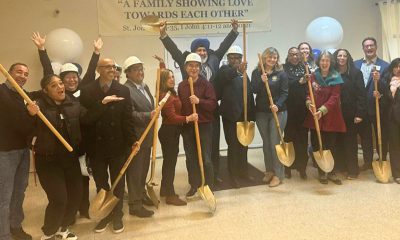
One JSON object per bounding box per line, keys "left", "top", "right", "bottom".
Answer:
{"left": 60, "top": 63, "right": 79, "bottom": 74}
{"left": 185, "top": 53, "right": 201, "bottom": 64}
{"left": 123, "top": 56, "right": 143, "bottom": 70}
{"left": 227, "top": 45, "right": 243, "bottom": 56}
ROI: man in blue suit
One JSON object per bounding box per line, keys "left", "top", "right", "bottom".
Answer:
{"left": 354, "top": 37, "right": 389, "bottom": 170}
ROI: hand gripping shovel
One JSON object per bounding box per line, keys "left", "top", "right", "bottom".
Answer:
{"left": 89, "top": 92, "right": 171, "bottom": 221}
{"left": 236, "top": 24, "right": 255, "bottom": 146}
{"left": 188, "top": 77, "right": 216, "bottom": 213}
{"left": 305, "top": 62, "right": 334, "bottom": 173}
{"left": 0, "top": 64, "right": 73, "bottom": 152}
{"left": 146, "top": 68, "right": 161, "bottom": 208}
{"left": 257, "top": 54, "right": 294, "bottom": 167}
{"left": 140, "top": 15, "right": 252, "bottom": 33}
{"left": 371, "top": 71, "right": 391, "bottom": 183}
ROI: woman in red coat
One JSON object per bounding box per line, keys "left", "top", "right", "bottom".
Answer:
{"left": 303, "top": 51, "right": 346, "bottom": 184}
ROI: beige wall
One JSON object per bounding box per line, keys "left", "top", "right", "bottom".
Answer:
{"left": 0, "top": 0, "right": 382, "bottom": 152}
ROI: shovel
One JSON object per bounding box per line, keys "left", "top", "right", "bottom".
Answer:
{"left": 257, "top": 54, "right": 294, "bottom": 167}
{"left": 188, "top": 77, "right": 216, "bottom": 213}
{"left": 305, "top": 62, "right": 334, "bottom": 173}
{"left": 89, "top": 92, "right": 171, "bottom": 221}
{"left": 140, "top": 15, "right": 252, "bottom": 32}
{"left": 146, "top": 68, "right": 161, "bottom": 208}
{"left": 236, "top": 24, "right": 255, "bottom": 146}
{"left": 371, "top": 71, "right": 391, "bottom": 183}
{"left": 0, "top": 64, "right": 73, "bottom": 152}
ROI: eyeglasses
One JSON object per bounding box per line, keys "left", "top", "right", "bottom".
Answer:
{"left": 288, "top": 53, "right": 300, "bottom": 57}
{"left": 98, "top": 65, "right": 117, "bottom": 69}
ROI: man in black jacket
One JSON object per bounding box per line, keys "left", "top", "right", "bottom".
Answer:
{"left": 0, "top": 63, "right": 33, "bottom": 240}
{"left": 80, "top": 58, "right": 136, "bottom": 234}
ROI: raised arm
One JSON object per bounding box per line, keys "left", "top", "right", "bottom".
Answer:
{"left": 213, "top": 19, "right": 239, "bottom": 60}
{"left": 80, "top": 38, "right": 103, "bottom": 88}
{"left": 31, "top": 32, "right": 53, "bottom": 76}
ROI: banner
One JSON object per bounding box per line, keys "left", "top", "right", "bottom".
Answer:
{"left": 97, "top": 0, "right": 271, "bottom": 36}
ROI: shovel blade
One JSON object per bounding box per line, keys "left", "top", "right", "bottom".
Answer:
{"left": 89, "top": 189, "right": 120, "bottom": 221}
{"left": 197, "top": 185, "right": 216, "bottom": 213}
{"left": 372, "top": 160, "right": 392, "bottom": 183}
{"left": 236, "top": 121, "right": 255, "bottom": 146}
{"left": 275, "top": 142, "right": 295, "bottom": 167}
{"left": 313, "top": 149, "right": 334, "bottom": 173}
{"left": 146, "top": 184, "right": 160, "bottom": 209}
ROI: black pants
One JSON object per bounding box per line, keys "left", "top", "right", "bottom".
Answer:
{"left": 91, "top": 153, "right": 125, "bottom": 221}
{"left": 159, "top": 124, "right": 181, "bottom": 196}
{"left": 356, "top": 117, "right": 374, "bottom": 164}
{"left": 284, "top": 121, "right": 308, "bottom": 173}
{"left": 211, "top": 111, "right": 221, "bottom": 178}
{"left": 388, "top": 120, "right": 400, "bottom": 178}
{"left": 36, "top": 154, "right": 82, "bottom": 236}
{"left": 310, "top": 130, "right": 337, "bottom": 174}
{"left": 222, "top": 118, "right": 248, "bottom": 177}
{"left": 334, "top": 118, "right": 359, "bottom": 176}
{"left": 126, "top": 147, "right": 151, "bottom": 211}
{"left": 79, "top": 175, "right": 90, "bottom": 215}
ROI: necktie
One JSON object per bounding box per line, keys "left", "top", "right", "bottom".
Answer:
{"left": 200, "top": 64, "right": 208, "bottom": 80}
{"left": 139, "top": 85, "right": 151, "bottom": 103}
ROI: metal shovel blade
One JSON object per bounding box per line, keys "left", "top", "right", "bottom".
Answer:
{"left": 372, "top": 160, "right": 392, "bottom": 183}
{"left": 89, "top": 189, "right": 120, "bottom": 221}
{"left": 197, "top": 185, "right": 216, "bottom": 213}
{"left": 236, "top": 121, "right": 255, "bottom": 146}
{"left": 140, "top": 15, "right": 161, "bottom": 32}
{"left": 312, "top": 149, "right": 334, "bottom": 173}
{"left": 146, "top": 183, "right": 160, "bottom": 209}
{"left": 275, "top": 141, "right": 295, "bottom": 167}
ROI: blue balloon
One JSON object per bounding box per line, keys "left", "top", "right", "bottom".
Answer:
{"left": 312, "top": 48, "right": 321, "bottom": 61}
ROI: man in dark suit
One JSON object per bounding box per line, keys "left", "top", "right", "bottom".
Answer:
{"left": 123, "top": 56, "right": 156, "bottom": 218}
{"left": 354, "top": 37, "right": 389, "bottom": 170}
{"left": 213, "top": 46, "right": 255, "bottom": 188}
{"left": 80, "top": 58, "right": 136, "bottom": 233}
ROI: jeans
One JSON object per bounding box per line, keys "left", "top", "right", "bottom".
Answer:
{"left": 256, "top": 111, "right": 287, "bottom": 180}
{"left": 181, "top": 123, "right": 214, "bottom": 189}
{"left": 0, "top": 148, "right": 30, "bottom": 240}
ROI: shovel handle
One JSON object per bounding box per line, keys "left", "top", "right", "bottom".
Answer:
{"left": 373, "top": 71, "right": 383, "bottom": 164}
{"left": 304, "top": 61, "right": 324, "bottom": 152}
{"left": 242, "top": 25, "right": 248, "bottom": 122}
{"left": 150, "top": 19, "right": 252, "bottom": 26}
{"left": 188, "top": 77, "right": 206, "bottom": 187}
{"left": 257, "top": 54, "right": 285, "bottom": 142}
{"left": 148, "top": 68, "right": 161, "bottom": 183}
{"left": 111, "top": 91, "right": 171, "bottom": 192}
{"left": 0, "top": 64, "right": 73, "bottom": 152}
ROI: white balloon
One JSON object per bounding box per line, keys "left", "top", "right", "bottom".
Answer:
{"left": 51, "top": 62, "right": 62, "bottom": 75}
{"left": 46, "top": 28, "right": 83, "bottom": 63}
{"left": 306, "top": 17, "right": 343, "bottom": 50}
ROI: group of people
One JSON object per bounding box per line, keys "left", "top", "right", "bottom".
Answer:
{"left": 1, "top": 18, "right": 400, "bottom": 240}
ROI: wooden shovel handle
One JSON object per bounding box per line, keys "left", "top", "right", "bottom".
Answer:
{"left": 373, "top": 71, "right": 383, "bottom": 163}
{"left": 111, "top": 91, "right": 171, "bottom": 192}
{"left": 0, "top": 64, "right": 73, "bottom": 152}
{"left": 188, "top": 77, "right": 206, "bottom": 187}
{"left": 242, "top": 25, "right": 248, "bottom": 122}
{"left": 149, "top": 68, "right": 161, "bottom": 183}
{"left": 304, "top": 61, "right": 323, "bottom": 152}
{"left": 257, "top": 54, "right": 284, "bottom": 142}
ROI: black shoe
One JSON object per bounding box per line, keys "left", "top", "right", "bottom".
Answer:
{"left": 299, "top": 170, "right": 307, "bottom": 180}
{"left": 142, "top": 194, "right": 155, "bottom": 206}
{"left": 394, "top": 178, "right": 400, "bottom": 184}
{"left": 319, "top": 174, "right": 328, "bottom": 184}
{"left": 185, "top": 187, "right": 198, "bottom": 200}
{"left": 285, "top": 168, "right": 292, "bottom": 179}
{"left": 10, "top": 227, "right": 32, "bottom": 240}
{"left": 129, "top": 206, "right": 154, "bottom": 218}
{"left": 328, "top": 173, "right": 342, "bottom": 185}
{"left": 112, "top": 219, "right": 125, "bottom": 234}
{"left": 94, "top": 217, "right": 111, "bottom": 233}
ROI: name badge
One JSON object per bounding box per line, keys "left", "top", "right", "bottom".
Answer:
{"left": 272, "top": 76, "right": 278, "bottom": 81}
{"left": 73, "top": 90, "right": 81, "bottom": 98}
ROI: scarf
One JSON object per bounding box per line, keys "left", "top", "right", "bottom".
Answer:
{"left": 284, "top": 63, "right": 305, "bottom": 78}
{"left": 314, "top": 68, "right": 343, "bottom": 87}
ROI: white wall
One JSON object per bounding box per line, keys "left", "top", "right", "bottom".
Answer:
{"left": 0, "top": 0, "right": 383, "bottom": 153}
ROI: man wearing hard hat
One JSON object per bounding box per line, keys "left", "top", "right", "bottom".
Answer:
{"left": 123, "top": 56, "right": 156, "bottom": 218}
{"left": 213, "top": 45, "right": 255, "bottom": 188}
{"left": 178, "top": 53, "right": 217, "bottom": 199}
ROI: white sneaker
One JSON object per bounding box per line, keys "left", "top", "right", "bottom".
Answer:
{"left": 55, "top": 228, "right": 78, "bottom": 240}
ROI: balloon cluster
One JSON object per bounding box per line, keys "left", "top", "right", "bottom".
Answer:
{"left": 45, "top": 28, "right": 83, "bottom": 74}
